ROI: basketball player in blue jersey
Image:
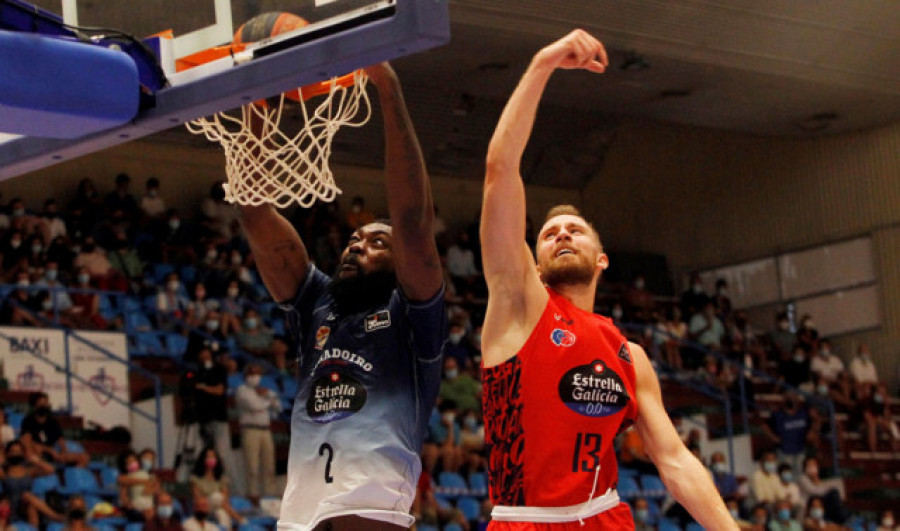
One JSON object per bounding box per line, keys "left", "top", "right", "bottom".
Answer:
{"left": 240, "top": 63, "right": 446, "bottom": 530}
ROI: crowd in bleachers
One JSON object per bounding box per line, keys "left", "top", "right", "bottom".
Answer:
{"left": 0, "top": 172, "right": 897, "bottom": 530}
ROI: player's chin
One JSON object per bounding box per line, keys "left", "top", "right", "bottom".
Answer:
{"left": 337, "top": 265, "right": 360, "bottom": 278}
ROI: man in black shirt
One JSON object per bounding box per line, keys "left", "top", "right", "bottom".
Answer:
{"left": 20, "top": 392, "right": 89, "bottom": 467}
{"left": 190, "top": 347, "right": 230, "bottom": 476}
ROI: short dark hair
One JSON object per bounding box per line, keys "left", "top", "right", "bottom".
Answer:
{"left": 541, "top": 204, "right": 602, "bottom": 250}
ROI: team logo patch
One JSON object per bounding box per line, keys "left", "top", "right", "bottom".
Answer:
{"left": 617, "top": 343, "right": 632, "bottom": 364}
{"left": 364, "top": 310, "right": 391, "bottom": 332}
{"left": 558, "top": 359, "right": 630, "bottom": 417}
{"left": 16, "top": 365, "right": 44, "bottom": 391}
{"left": 551, "top": 328, "right": 577, "bottom": 347}
{"left": 315, "top": 326, "right": 330, "bottom": 350}
{"left": 307, "top": 371, "right": 368, "bottom": 423}
{"left": 88, "top": 368, "right": 115, "bottom": 406}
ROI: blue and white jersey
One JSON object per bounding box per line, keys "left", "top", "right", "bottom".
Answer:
{"left": 277, "top": 265, "right": 446, "bottom": 530}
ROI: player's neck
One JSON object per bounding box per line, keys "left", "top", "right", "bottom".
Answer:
{"left": 549, "top": 282, "right": 596, "bottom": 313}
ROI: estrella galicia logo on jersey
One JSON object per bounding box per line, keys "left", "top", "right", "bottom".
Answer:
{"left": 315, "top": 326, "right": 330, "bottom": 350}
{"left": 364, "top": 310, "right": 391, "bottom": 332}
{"left": 550, "top": 328, "right": 576, "bottom": 347}
{"left": 558, "top": 359, "right": 629, "bottom": 417}
{"left": 617, "top": 343, "right": 632, "bottom": 364}
{"left": 307, "top": 371, "right": 367, "bottom": 423}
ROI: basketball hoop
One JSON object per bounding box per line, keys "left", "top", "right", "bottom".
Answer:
{"left": 185, "top": 70, "right": 370, "bottom": 208}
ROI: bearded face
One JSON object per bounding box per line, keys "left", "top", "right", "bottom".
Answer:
{"left": 536, "top": 214, "right": 605, "bottom": 288}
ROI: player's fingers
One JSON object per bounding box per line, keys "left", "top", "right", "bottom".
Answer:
{"left": 585, "top": 60, "right": 606, "bottom": 73}
{"left": 595, "top": 41, "right": 609, "bottom": 68}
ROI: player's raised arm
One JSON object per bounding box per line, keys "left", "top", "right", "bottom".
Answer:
{"left": 630, "top": 342, "right": 739, "bottom": 530}
{"left": 481, "top": 30, "right": 608, "bottom": 365}
{"left": 365, "top": 63, "right": 442, "bottom": 302}
{"left": 240, "top": 204, "right": 310, "bottom": 304}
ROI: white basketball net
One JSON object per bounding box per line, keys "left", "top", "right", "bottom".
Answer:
{"left": 185, "top": 71, "right": 371, "bottom": 208}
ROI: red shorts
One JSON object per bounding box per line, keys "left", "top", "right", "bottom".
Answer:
{"left": 487, "top": 502, "right": 634, "bottom": 530}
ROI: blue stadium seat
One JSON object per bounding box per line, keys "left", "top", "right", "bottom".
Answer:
{"left": 444, "top": 523, "right": 464, "bottom": 531}
{"left": 640, "top": 474, "right": 667, "bottom": 501}
{"left": 227, "top": 373, "right": 244, "bottom": 394}
{"left": 7, "top": 410, "right": 24, "bottom": 434}
{"left": 238, "top": 525, "right": 267, "bottom": 531}
{"left": 416, "top": 526, "right": 438, "bottom": 531}
{"left": 619, "top": 466, "right": 639, "bottom": 477}
{"left": 658, "top": 518, "right": 681, "bottom": 531}
{"left": 152, "top": 264, "right": 176, "bottom": 284}
{"left": 271, "top": 318, "right": 286, "bottom": 336}
{"left": 259, "top": 375, "right": 280, "bottom": 393}
{"left": 457, "top": 496, "right": 480, "bottom": 521}
{"left": 125, "top": 311, "right": 153, "bottom": 332}
{"left": 280, "top": 376, "right": 298, "bottom": 399}
{"left": 230, "top": 495, "right": 253, "bottom": 513}
{"left": 125, "top": 523, "right": 145, "bottom": 531}
{"left": 685, "top": 523, "right": 705, "bottom": 531}
{"left": 59, "top": 466, "right": 100, "bottom": 496}
{"left": 437, "top": 471, "right": 468, "bottom": 499}
{"left": 468, "top": 471, "right": 487, "bottom": 496}
{"left": 97, "top": 295, "right": 117, "bottom": 320}
{"left": 59, "top": 439, "right": 85, "bottom": 455}
{"left": 30, "top": 474, "right": 60, "bottom": 497}
{"left": 617, "top": 476, "right": 640, "bottom": 500}
{"left": 98, "top": 465, "right": 118, "bottom": 490}
{"left": 180, "top": 265, "right": 197, "bottom": 284}
{"left": 132, "top": 331, "right": 165, "bottom": 356}
{"left": 122, "top": 296, "right": 143, "bottom": 312}
{"left": 11, "top": 523, "right": 38, "bottom": 531}
{"left": 164, "top": 333, "right": 188, "bottom": 358}
{"left": 46, "top": 524, "right": 65, "bottom": 531}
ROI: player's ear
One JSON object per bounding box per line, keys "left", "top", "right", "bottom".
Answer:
{"left": 597, "top": 253, "right": 609, "bottom": 271}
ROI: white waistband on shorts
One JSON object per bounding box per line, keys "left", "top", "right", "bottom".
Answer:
{"left": 491, "top": 488, "right": 620, "bottom": 523}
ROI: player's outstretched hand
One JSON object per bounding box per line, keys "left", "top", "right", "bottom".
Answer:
{"left": 364, "top": 61, "right": 397, "bottom": 89}
{"left": 537, "top": 29, "right": 608, "bottom": 73}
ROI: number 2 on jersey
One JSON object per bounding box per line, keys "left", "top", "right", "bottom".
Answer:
{"left": 318, "top": 443, "right": 335, "bottom": 483}
{"left": 572, "top": 432, "right": 602, "bottom": 472}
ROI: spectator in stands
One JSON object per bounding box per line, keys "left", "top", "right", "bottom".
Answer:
{"left": 777, "top": 463, "right": 802, "bottom": 512}
{"left": 445, "top": 317, "right": 476, "bottom": 370}
{"left": 34, "top": 260, "right": 74, "bottom": 314}
{"left": 458, "top": 409, "right": 484, "bottom": 453}
{"left": 39, "top": 198, "right": 67, "bottom": 242}
{"left": 189, "top": 447, "right": 244, "bottom": 528}
{"left": 769, "top": 499, "right": 801, "bottom": 531}
{"left": 876, "top": 510, "right": 896, "bottom": 531}
{"left": 235, "top": 363, "right": 281, "bottom": 505}
{"left": 219, "top": 279, "right": 249, "bottom": 334}
{"left": 0, "top": 493, "right": 12, "bottom": 531}
{"left": 632, "top": 497, "right": 653, "bottom": 531}
{"left": 46, "top": 234, "right": 75, "bottom": 273}
{"left": 345, "top": 195, "right": 376, "bottom": 230}
{"left": 312, "top": 222, "right": 345, "bottom": 276}
{"left": 64, "top": 495, "right": 91, "bottom": 531}
{"left": 661, "top": 306, "right": 687, "bottom": 370}
{"left": 429, "top": 400, "right": 462, "bottom": 470}
{"left": 780, "top": 346, "right": 812, "bottom": 389}
{"left": 235, "top": 308, "right": 274, "bottom": 356}
{"left": 67, "top": 178, "right": 102, "bottom": 239}
{"left": 714, "top": 278, "right": 732, "bottom": 319}
{"left": 1, "top": 228, "right": 28, "bottom": 274}
{"left": 809, "top": 340, "right": 843, "bottom": 384}
{"left": 145, "top": 491, "right": 183, "bottom": 531}
{"left": 618, "top": 425, "right": 658, "bottom": 476}
{"left": 73, "top": 236, "right": 119, "bottom": 291}
{"left": 750, "top": 503, "right": 770, "bottom": 529}
{"left": 140, "top": 448, "right": 157, "bottom": 473}
{"left": 828, "top": 370, "right": 856, "bottom": 412}
{"left": 690, "top": 300, "right": 726, "bottom": 351}
{"left": 200, "top": 181, "right": 239, "bottom": 244}
{"left": 445, "top": 230, "right": 480, "bottom": 296}
{"left": 0, "top": 440, "right": 64, "bottom": 526}
{"left": 438, "top": 357, "right": 481, "bottom": 414}
{"left": 680, "top": 273, "right": 709, "bottom": 318}
{"left": 184, "top": 282, "right": 217, "bottom": 330}
{"left": 156, "top": 272, "right": 189, "bottom": 330}
{"left": 117, "top": 449, "right": 159, "bottom": 521}
{"left": 862, "top": 383, "right": 900, "bottom": 453}
{"left": 191, "top": 349, "right": 230, "bottom": 474}
{"left": 104, "top": 173, "right": 138, "bottom": 221}
{"left": 0, "top": 410, "right": 15, "bottom": 446}
{"left": 709, "top": 451, "right": 740, "bottom": 500}
{"left": 140, "top": 177, "right": 167, "bottom": 219}
{"left": 801, "top": 496, "right": 841, "bottom": 530}
{"left": 848, "top": 344, "right": 878, "bottom": 388}
{"left": 181, "top": 494, "right": 217, "bottom": 531}
{"left": 751, "top": 450, "right": 785, "bottom": 509}
{"left": 106, "top": 228, "right": 145, "bottom": 287}
{"left": 185, "top": 310, "right": 229, "bottom": 364}
{"left": 795, "top": 315, "right": 819, "bottom": 354}
{"left": 624, "top": 273, "right": 654, "bottom": 322}
{"left": 24, "top": 234, "right": 48, "bottom": 271}
{"left": 797, "top": 456, "right": 847, "bottom": 525}
{"left": 763, "top": 393, "right": 813, "bottom": 476}
{"left": 159, "top": 209, "right": 199, "bottom": 264}
{"left": 698, "top": 354, "right": 736, "bottom": 397}
{"left": 768, "top": 312, "right": 796, "bottom": 363}
{"left": 19, "top": 392, "right": 89, "bottom": 467}
{"left": 69, "top": 266, "right": 107, "bottom": 330}
{"left": 0, "top": 271, "right": 41, "bottom": 326}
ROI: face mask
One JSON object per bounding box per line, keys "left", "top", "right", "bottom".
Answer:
{"left": 5, "top": 455, "right": 25, "bottom": 466}
{"left": 205, "top": 457, "right": 217, "bottom": 468}
{"left": 31, "top": 245, "right": 42, "bottom": 254}
{"left": 780, "top": 472, "right": 793, "bottom": 483}
{"left": 45, "top": 269, "right": 57, "bottom": 281}
{"left": 634, "top": 509, "right": 649, "bottom": 522}
{"left": 713, "top": 462, "right": 728, "bottom": 474}
{"left": 473, "top": 334, "right": 482, "bottom": 345}
{"left": 244, "top": 317, "right": 258, "bottom": 329}
{"left": 83, "top": 244, "right": 95, "bottom": 253}
{"left": 9, "top": 239, "right": 20, "bottom": 249}
{"left": 693, "top": 283, "right": 703, "bottom": 294}
{"left": 157, "top": 505, "right": 173, "bottom": 519}
{"left": 12, "top": 208, "right": 25, "bottom": 217}
{"left": 168, "top": 219, "right": 180, "bottom": 230}
{"left": 779, "top": 321, "right": 790, "bottom": 331}
{"left": 810, "top": 508, "right": 824, "bottom": 520}
{"left": 718, "top": 287, "right": 728, "bottom": 296}
{"left": 148, "top": 189, "right": 158, "bottom": 198}
{"left": 448, "top": 332, "right": 464, "bottom": 345}
{"left": 445, "top": 369, "right": 458, "bottom": 379}
{"left": 793, "top": 353, "right": 805, "bottom": 363}
{"left": 227, "top": 287, "right": 239, "bottom": 298}
{"left": 203, "top": 360, "right": 214, "bottom": 370}
{"left": 764, "top": 461, "right": 777, "bottom": 474}
{"left": 820, "top": 348, "right": 830, "bottom": 357}
{"left": 78, "top": 273, "right": 90, "bottom": 285}
{"left": 71, "top": 245, "right": 81, "bottom": 254}
{"left": 464, "top": 416, "right": 477, "bottom": 430}
{"left": 246, "top": 375, "right": 261, "bottom": 387}
{"left": 127, "top": 461, "right": 140, "bottom": 473}
{"left": 778, "top": 508, "right": 791, "bottom": 521}
{"left": 205, "top": 320, "right": 219, "bottom": 331}
{"left": 804, "top": 320, "right": 814, "bottom": 329}
{"left": 68, "top": 508, "right": 86, "bottom": 520}
{"left": 442, "top": 412, "right": 455, "bottom": 424}
{"left": 17, "top": 279, "right": 29, "bottom": 288}
{"left": 817, "top": 384, "right": 829, "bottom": 396}
{"left": 874, "top": 394, "right": 884, "bottom": 404}
{"left": 231, "top": 254, "right": 242, "bottom": 265}
{"left": 206, "top": 249, "right": 217, "bottom": 261}
{"left": 728, "top": 509, "right": 739, "bottom": 519}
{"left": 883, "top": 518, "right": 895, "bottom": 528}
{"left": 239, "top": 268, "right": 253, "bottom": 283}
{"left": 612, "top": 308, "right": 623, "bottom": 320}
{"left": 142, "top": 458, "right": 153, "bottom": 471}
{"left": 194, "top": 511, "right": 208, "bottom": 521}
{"left": 36, "top": 406, "right": 51, "bottom": 417}
{"left": 635, "top": 279, "right": 645, "bottom": 290}
{"left": 42, "top": 299, "right": 54, "bottom": 311}
{"left": 167, "top": 280, "right": 179, "bottom": 292}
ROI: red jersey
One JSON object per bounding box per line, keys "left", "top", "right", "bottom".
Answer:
{"left": 482, "top": 288, "right": 638, "bottom": 509}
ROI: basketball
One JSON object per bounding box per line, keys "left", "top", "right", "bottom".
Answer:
{"left": 233, "top": 12, "right": 308, "bottom": 46}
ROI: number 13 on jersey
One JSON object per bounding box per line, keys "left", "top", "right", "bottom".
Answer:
{"left": 572, "top": 432, "right": 602, "bottom": 473}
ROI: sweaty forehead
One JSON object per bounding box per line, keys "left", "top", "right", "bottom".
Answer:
{"left": 356, "top": 223, "right": 393, "bottom": 238}
{"left": 540, "top": 215, "right": 591, "bottom": 234}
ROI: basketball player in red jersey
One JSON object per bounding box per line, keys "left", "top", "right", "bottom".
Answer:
{"left": 479, "top": 30, "right": 737, "bottom": 529}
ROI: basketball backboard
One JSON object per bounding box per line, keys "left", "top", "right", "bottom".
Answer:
{"left": 0, "top": 0, "right": 449, "bottom": 179}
